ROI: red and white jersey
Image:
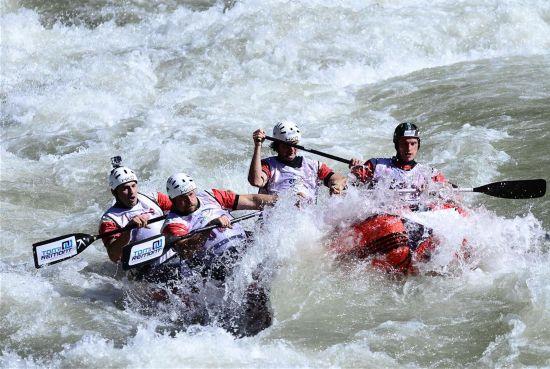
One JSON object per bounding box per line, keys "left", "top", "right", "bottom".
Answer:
{"left": 260, "top": 156, "right": 334, "bottom": 200}
{"left": 371, "top": 158, "right": 444, "bottom": 189}
{"left": 352, "top": 158, "right": 446, "bottom": 187}
{"left": 351, "top": 157, "right": 446, "bottom": 204}
{"left": 162, "top": 189, "right": 246, "bottom": 255}
{"left": 99, "top": 192, "right": 174, "bottom": 264}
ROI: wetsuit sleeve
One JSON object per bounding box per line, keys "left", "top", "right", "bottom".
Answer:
{"left": 317, "top": 162, "right": 335, "bottom": 182}
{"left": 162, "top": 221, "right": 189, "bottom": 237}
{"left": 432, "top": 171, "right": 447, "bottom": 183}
{"left": 211, "top": 189, "right": 239, "bottom": 210}
{"left": 350, "top": 160, "right": 375, "bottom": 183}
{"left": 260, "top": 159, "right": 272, "bottom": 178}
{"left": 99, "top": 218, "right": 120, "bottom": 247}
{"left": 156, "top": 192, "right": 173, "bottom": 212}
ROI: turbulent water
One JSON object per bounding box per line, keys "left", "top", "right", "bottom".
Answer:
{"left": 1, "top": 0, "right": 550, "bottom": 367}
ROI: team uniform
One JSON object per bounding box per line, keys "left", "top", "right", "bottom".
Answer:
{"left": 259, "top": 156, "right": 335, "bottom": 200}
{"left": 163, "top": 171, "right": 274, "bottom": 337}
{"left": 161, "top": 189, "right": 248, "bottom": 281}
{"left": 351, "top": 157, "right": 446, "bottom": 206}
{"left": 99, "top": 191, "right": 176, "bottom": 281}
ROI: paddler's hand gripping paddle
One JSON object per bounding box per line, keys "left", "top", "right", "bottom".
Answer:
{"left": 32, "top": 215, "right": 167, "bottom": 269}
{"left": 120, "top": 211, "right": 262, "bottom": 270}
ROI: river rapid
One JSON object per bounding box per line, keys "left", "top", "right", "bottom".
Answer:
{"left": 1, "top": 0, "right": 549, "bottom": 368}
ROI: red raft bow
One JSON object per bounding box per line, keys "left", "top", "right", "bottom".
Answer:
{"left": 329, "top": 204, "right": 469, "bottom": 275}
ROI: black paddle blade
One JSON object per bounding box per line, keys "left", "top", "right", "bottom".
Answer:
{"left": 33, "top": 233, "right": 95, "bottom": 269}
{"left": 473, "top": 179, "right": 546, "bottom": 199}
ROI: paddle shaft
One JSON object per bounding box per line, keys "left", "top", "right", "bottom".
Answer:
{"left": 396, "top": 188, "right": 475, "bottom": 193}
{"left": 264, "top": 136, "right": 351, "bottom": 165}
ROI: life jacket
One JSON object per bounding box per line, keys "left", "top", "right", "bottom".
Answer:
{"left": 162, "top": 190, "right": 246, "bottom": 255}
{"left": 102, "top": 192, "right": 176, "bottom": 265}
{"left": 370, "top": 157, "right": 441, "bottom": 205}
{"left": 260, "top": 156, "right": 321, "bottom": 200}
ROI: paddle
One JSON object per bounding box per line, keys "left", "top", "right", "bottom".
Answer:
{"left": 462, "top": 179, "right": 546, "bottom": 199}
{"left": 396, "top": 179, "right": 546, "bottom": 199}
{"left": 121, "top": 211, "right": 262, "bottom": 270}
{"left": 32, "top": 215, "right": 167, "bottom": 269}
{"left": 264, "top": 135, "right": 351, "bottom": 165}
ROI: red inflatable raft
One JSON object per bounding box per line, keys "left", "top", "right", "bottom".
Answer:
{"left": 330, "top": 205, "right": 468, "bottom": 275}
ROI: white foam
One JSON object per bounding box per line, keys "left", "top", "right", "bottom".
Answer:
{"left": 2, "top": 0, "right": 549, "bottom": 366}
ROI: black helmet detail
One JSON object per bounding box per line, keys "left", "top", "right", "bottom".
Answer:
{"left": 393, "top": 122, "right": 420, "bottom": 145}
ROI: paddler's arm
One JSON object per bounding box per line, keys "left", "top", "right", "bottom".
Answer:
{"left": 326, "top": 173, "right": 347, "bottom": 195}
{"left": 348, "top": 158, "right": 375, "bottom": 185}
{"left": 248, "top": 129, "right": 269, "bottom": 188}
{"left": 104, "top": 231, "right": 131, "bottom": 263}
{"left": 234, "top": 194, "right": 277, "bottom": 210}
{"left": 101, "top": 214, "right": 150, "bottom": 263}
{"left": 429, "top": 170, "right": 467, "bottom": 214}
{"left": 170, "top": 216, "right": 231, "bottom": 259}
{"left": 318, "top": 162, "right": 347, "bottom": 195}
{"left": 171, "top": 232, "right": 210, "bottom": 259}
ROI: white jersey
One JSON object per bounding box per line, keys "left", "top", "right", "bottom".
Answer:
{"left": 370, "top": 158, "right": 443, "bottom": 204}
{"left": 370, "top": 158, "right": 438, "bottom": 189}
{"left": 102, "top": 192, "right": 176, "bottom": 265}
{"left": 261, "top": 156, "right": 323, "bottom": 200}
{"left": 162, "top": 191, "right": 246, "bottom": 255}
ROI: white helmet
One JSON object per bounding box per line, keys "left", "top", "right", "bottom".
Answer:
{"left": 273, "top": 120, "right": 301, "bottom": 142}
{"left": 109, "top": 166, "right": 138, "bottom": 190}
{"left": 166, "top": 172, "right": 197, "bottom": 199}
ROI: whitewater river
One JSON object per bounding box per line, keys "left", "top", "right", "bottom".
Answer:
{"left": 1, "top": 0, "right": 549, "bottom": 367}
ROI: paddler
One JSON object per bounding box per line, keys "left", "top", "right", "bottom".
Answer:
{"left": 248, "top": 120, "right": 347, "bottom": 203}
{"left": 161, "top": 172, "right": 277, "bottom": 336}
{"left": 343, "top": 122, "right": 462, "bottom": 274}
{"left": 162, "top": 172, "right": 276, "bottom": 280}
{"left": 349, "top": 122, "right": 448, "bottom": 205}
{"left": 99, "top": 157, "right": 176, "bottom": 282}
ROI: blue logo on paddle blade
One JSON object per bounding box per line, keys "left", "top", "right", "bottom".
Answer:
{"left": 152, "top": 240, "right": 162, "bottom": 250}
{"left": 41, "top": 239, "right": 74, "bottom": 260}
{"left": 131, "top": 238, "right": 164, "bottom": 262}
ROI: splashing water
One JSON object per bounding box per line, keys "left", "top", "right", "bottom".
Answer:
{"left": 1, "top": 0, "right": 549, "bottom": 367}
